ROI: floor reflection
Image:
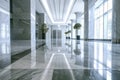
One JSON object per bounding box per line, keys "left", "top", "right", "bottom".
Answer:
{"left": 0, "top": 69, "right": 120, "bottom": 80}
{"left": 0, "top": 40, "right": 120, "bottom": 80}
{"left": 0, "top": 42, "right": 11, "bottom": 68}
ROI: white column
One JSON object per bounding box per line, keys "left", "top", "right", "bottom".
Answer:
{"left": 74, "top": 12, "right": 81, "bottom": 23}
{"left": 31, "top": 0, "right": 36, "bottom": 52}
{"left": 30, "top": 0, "right": 36, "bottom": 68}
{"left": 74, "top": 12, "right": 82, "bottom": 40}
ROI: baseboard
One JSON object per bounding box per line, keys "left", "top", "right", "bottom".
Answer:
{"left": 70, "top": 38, "right": 111, "bottom": 41}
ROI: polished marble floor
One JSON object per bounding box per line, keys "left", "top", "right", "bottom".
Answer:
{"left": 0, "top": 40, "right": 120, "bottom": 80}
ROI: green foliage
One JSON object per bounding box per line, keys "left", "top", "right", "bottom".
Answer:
{"left": 40, "top": 23, "right": 49, "bottom": 33}
{"left": 65, "top": 32, "right": 69, "bottom": 34}
{"left": 65, "top": 30, "right": 71, "bottom": 34}
{"left": 67, "top": 30, "right": 71, "bottom": 33}
{"left": 74, "top": 23, "right": 81, "bottom": 29}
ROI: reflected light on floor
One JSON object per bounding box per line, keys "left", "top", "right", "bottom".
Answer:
{"left": 41, "top": 54, "right": 55, "bottom": 80}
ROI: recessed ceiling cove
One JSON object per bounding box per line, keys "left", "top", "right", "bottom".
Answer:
{"left": 40, "top": 0, "right": 75, "bottom": 24}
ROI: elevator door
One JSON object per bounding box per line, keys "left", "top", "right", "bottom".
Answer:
{"left": 52, "top": 30, "right": 62, "bottom": 47}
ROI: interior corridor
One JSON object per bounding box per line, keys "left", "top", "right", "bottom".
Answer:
{"left": 0, "top": 0, "right": 120, "bottom": 80}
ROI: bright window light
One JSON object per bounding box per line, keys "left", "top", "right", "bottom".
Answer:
{"left": 0, "top": 7, "right": 9, "bottom": 15}
{"left": 41, "top": 0, "right": 74, "bottom": 24}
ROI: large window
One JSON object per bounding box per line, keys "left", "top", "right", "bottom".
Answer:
{"left": 94, "top": 0, "right": 112, "bottom": 39}
{"left": 94, "top": 43, "right": 112, "bottom": 79}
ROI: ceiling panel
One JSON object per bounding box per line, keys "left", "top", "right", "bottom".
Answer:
{"left": 72, "top": 0, "right": 84, "bottom": 13}
{"left": 69, "top": 0, "right": 84, "bottom": 21}
{"left": 40, "top": 0, "right": 84, "bottom": 24}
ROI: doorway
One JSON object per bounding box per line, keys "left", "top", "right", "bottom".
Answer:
{"left": 52, "top": 30, "right": 62, "bottom": 47}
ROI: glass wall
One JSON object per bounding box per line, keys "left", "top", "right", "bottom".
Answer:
{"left": 94, "top": 0, "right": 112, "bottom": 39}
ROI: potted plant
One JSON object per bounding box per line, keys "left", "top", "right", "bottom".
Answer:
{"left": 67, "top": 30, "right": 71, "bottom": 33}
{"left": 65, "top": 30, "right": 71, "bottom": 39}
{"left": 41, "top": 23, "right": 49, "bottom": 33}
{"left": 65, "top": 32, "right": 68, "bottom": 39}
{"left": 68, "top": 30, "right": 71, "bottom": 39}
{"left": 74, "top": 23, "right": 81, "bottom": 40}
{"left": 40, "top": 23, "right": 49, "bottom": 39}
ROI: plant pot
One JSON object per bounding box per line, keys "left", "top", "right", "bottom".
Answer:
{"left": 76, "top": 35, "right": 80, "bottom": 40}
{"left": 42, "top": 33, "right": 45, "bottom": 39}
{"left": 68, "top": 37, "right": 70, "bottom": 39}
{"left": 66, "top": 37, "right": 69, "bottom": 39}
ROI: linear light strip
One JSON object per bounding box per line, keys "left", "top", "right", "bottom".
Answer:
{"left": 64, "top": 0, "right": 74, "bottom": 22}
{"left": 62, "top": 0, "right": 66, "bottom": 20}
{"left": 40, "top": 54, "right": 55, "bottom": 80}
{"left": 41, "top": 0, "right": 74, "bottom": 24}
{"left": 41, "top": 0, "right": 54, "bottom": 23}
{"left": 63, "top": 54, "right": 75, "bottom": 80}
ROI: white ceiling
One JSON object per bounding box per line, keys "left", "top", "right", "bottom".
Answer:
{"left": 46, "top": 0, "right": 74, "bottom": 22}
{"left": 68, "top": 0, "right": 84, "bottom": 23}
{"left": 37, "top": 0, "right": 84, "bottom": 25}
